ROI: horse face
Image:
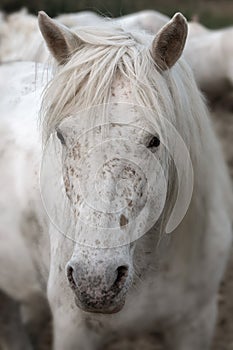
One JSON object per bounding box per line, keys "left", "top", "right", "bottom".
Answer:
{"left": 55, "top": 80, "right": 168, "bottom": 313}
{"left": 38, "top": 12, "right": 189, "bottom": 313}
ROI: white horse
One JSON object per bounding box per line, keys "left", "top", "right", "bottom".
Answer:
{"left": 187, "top": 21, "right": 209, "bottom": 39}
{"left": 55, "top": 11, "right": 103, "bottom": 28}
{"left": 184, "top": 26, "right": 233, "bottom": 100}
{"left": 0, "top": 9, "right": 41, "bottom": 62}
{"left": 0, "top": 11, "right": 232, "bottom": 350}
{"left": 115, "top": 10, "right": 170, "bottom": 33}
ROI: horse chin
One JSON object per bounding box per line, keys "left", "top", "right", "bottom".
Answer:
{"left": 75, "top": 297, "right": 125, "bottom": 314}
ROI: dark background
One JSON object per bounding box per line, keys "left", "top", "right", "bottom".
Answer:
{"left": 1, "top": 0, "right": 233, "bottom": 28}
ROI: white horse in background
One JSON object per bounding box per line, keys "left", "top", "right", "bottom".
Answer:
{"left": 0, "top": 9, "right": 42, "bottom": 62}
{"left": 187, "top": 21, "right": 209, "bottom": 39}
{"left": 184, "top": 26, "right": 233, "bottom": 101}
{"left": 115, "top": 10, "right": 170, "bottom": 33}
{"left": 0, "top": 11, "right": 232, "bottom": 350}
{"left": 55, "top": 11, "right": 103, "bottom": 28}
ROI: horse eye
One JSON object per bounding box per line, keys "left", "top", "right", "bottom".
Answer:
{"left": 147, "top": 136, "right": 160, "bottom": 148}
{"left": 56, "top": 131, "right": 66, "bottom": 145}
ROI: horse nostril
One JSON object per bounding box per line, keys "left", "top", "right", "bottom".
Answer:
{"left": 114, "top": 265, "right": 129, "bottom": 289}
{"left": 66, "top": 265, "right": 76, "bottom": 289}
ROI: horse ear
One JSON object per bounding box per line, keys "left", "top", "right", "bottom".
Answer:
{"left": 38, "top": 11, "right": 81, "bottom": 64}
{"left": 151, "top": 13, "right": 187, "bottom": 71}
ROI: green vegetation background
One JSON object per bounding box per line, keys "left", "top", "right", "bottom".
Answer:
{"left": 1, "top": 0, "right": 233, "bottom": 28}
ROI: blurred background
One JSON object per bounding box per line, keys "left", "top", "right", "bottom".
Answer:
{"left": 1, "top": 0, "right": 233, "bottom": 28}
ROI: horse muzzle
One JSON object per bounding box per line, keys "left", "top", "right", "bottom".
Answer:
{"left": 66, "top": 262, "right": 130, "bottom": 314}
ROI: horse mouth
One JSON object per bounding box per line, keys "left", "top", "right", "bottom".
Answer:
{"left": 75, "top": 296, "right": 126, "bottom": 314}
